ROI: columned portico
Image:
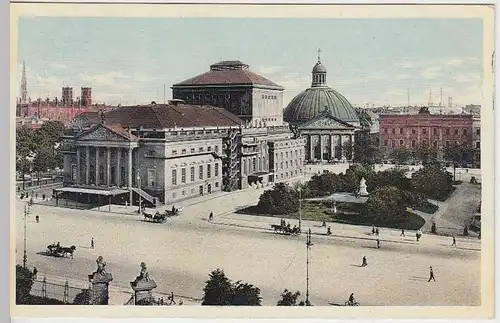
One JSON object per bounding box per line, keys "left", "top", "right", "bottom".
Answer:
{"left": 85, "top": 146, "right": 90, "bottom": 185}
{"left": 117, "top": 149, "right": 121, "bottom": 188}
{"left": 106, "top": 147, "right": 111, "bottom": 187}
{"left": 95, "top": 147, "right": 100, "bottom": 186}
{"left": 76, "top": 148, "right": 81, "bottom": 185}
{"left": 128, "top": 147, "right": 133, "bottom": 206}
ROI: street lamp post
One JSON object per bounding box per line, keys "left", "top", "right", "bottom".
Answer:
{"left": 23, "top": 202, "right": 30, "bottom": 269}
{"left": 297, "top": 186, "right": 302, "bottom": 231}
{"left": 136, "top": 172, "right": 141, "bottom": 212}
{"left": 26, "top": 153, "right": 35, "bottom": 199}
{"left": 305, "top": 228, "right": 313, "bottom": 306}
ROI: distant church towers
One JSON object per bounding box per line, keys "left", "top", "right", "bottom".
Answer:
{"left": 21, "top": 61, "right": 27, "bottom": 104}
{"left": 19, "top": 61, "right": 93, "bottom": 107}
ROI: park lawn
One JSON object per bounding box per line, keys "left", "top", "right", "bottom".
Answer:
{"left": 236, "top": 202, "right": 425, "bottom": 230}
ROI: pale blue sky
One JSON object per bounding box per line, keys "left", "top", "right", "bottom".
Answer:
{"left": 18, "top": 17, "right": 483, "bottom": 107}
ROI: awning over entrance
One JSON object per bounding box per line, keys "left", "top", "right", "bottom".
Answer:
{"left": 54, "top": 187, "right": 129, "bottom": 196}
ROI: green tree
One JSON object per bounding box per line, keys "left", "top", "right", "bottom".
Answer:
{"left": 361, "top": 186, "right": 409, "bottom": 224}
{"left": 389, "top": 148, "right": 410, "bottom": 166}
{"left": 277, "top": 289, "right": 301, "bottom": 306}
{"left": 201, "top": 269, "right": 262, "bottom": 306}
{"left": 342, "top": 140, "right": 354, "bottom": 163}
{"left": 202, "top": 269, "right": 233, "bottom": 305}
{"left": 231, "top": 281, "right": 262, "bottom": 306}
{"left": 353, "top": 130, "right": 380, "bottom": 166}
{"left": 257, "top": 183, "right": 299, "bottom": 214}
{"left": 16, "top": 265, "right": 34, "bottom": 304}
{"left": 73, "top": 289, "right": 91, "bottom": 305}
{"left": 411, "top": 165, "right": 454, "bottom": 201}
{"left": 416, "top": 142, "right": 438, "bottom": 165}
{"left": 36, "top": 120, "right": 66, "bottom": 145}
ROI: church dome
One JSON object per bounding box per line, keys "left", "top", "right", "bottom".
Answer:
{"left": 312, "top": 61, "right": 327, "bottom": 73}
{"left": 284, "top": 87, "right": 360, "bottom": 124}
{"left": 284, "top": 52, "right": 359, "bottom": 125}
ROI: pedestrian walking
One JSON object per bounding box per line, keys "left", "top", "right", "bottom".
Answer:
{"left": 327, "top": 226, "right": 332, "bottom": 235}
{"left": 376, "top": 239, "right": 380, "bottom": 249}
{"left": 452, "top": 236, "right": 456, "bottom": 247}
{"left": 35, "top": 215, "right": 39, "bottom": 223}
{"left": 362, "top": 256, "right": 367, "bottom": 267}
{"left": 33, "top": 266, "right": 38, "bottom": 279}
{"left": 169, "top": 292, "right": 176, "bottom": 305}
{"left": 322, "top": 220, "right": 326, "bottom": 227}
{"left": 160, "top": 297, "right": 164, "bottom": 305}
{"left": 401, "top": 229, "right": 405, "bottom": 237}
{"left": 42, "top": 193, "right": 46, "bottom": 200}
{"left": 90, "top": 237, "right": 94, "bottom": 249}
{"left": 208, "top": 211, "right": 213, "bottom": 221}
{"left": 375, "top": 227, "right": 380, "bottom": 236}
{"left": 428, "top": 266, "right": 436, "bottom": 282}
{"left": 371, "top": 225, "right": 375, "bottom": 235}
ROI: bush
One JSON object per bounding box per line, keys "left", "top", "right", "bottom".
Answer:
{"left": 411, "top": 165, "right": 454, "bottom": 201}
{"left": 73, "top": 289, "right": 91, "bottom": 305}
{"left": 256, "top": 183, "right": 299, "bottom": 215}
{"left": 277, "top": 289, "right": 302, "bottom": 306}
{"left": 16, "top": 265, "right": 34, "bottom": 304}
{"left": 202, "top": 269, "right": 261, "bottom": 306}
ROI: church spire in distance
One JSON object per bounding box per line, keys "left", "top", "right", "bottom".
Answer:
{"left": 21, "top": 61, "right": 27, "bottom": 104}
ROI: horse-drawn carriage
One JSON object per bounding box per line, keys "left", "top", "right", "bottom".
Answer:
{"left": 46, "top": 243, "right": 76, "bottom": 258}
{"left": 271, "top": 224, "right": 301, "bottom": 235}
{"left": 143, "top": 211, "right": 167, "bottom": 223}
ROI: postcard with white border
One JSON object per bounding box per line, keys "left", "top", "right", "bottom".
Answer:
{"left": 10, "top": 2, "right": 495, "bottom": 319}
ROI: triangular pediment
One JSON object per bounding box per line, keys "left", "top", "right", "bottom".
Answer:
{"left": 77, "top": 124, "right": 133, "bottom": 142}
{"left": 299, "top": 114, "right": 357, "bottom": 130}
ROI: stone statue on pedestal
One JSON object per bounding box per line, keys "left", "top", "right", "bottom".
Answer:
{"left": 130, "top": 262, "right": 157, "bottom": 305}
{"left": 359, "top": 177, "right": 369, "bottom": 196}
{"left": 88, "top": 255, "right": 113, "bottom": 305}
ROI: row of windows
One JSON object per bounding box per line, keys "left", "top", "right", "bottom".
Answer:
{"left": 383, "top": 127, "right": 470, "bottom": 136}
{"left": 172, "top": 163, "right": 219, "bottom": 185}
{"left": 276, "top": 159, "right": 302, "bottom": 170}
{"left": 262, "top": 95, "right": 277, "bottom": 100}
{"left": 383, "top": 139, "right": 469, "bottom": 148}
{"left": 277, "top": 169, "right": 302, "bottom": 179}
{"left": 276, "top": 149, "right": 303, "bottom": 160}
{"left": 171, "top": 182, "right": 220, "bottom": 199}
{"left": 172, "top": 146, "right": 219, "bottom": 156}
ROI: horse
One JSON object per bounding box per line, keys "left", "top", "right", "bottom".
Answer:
{"left": 143, "top": 212, "right": 154, "bottom": 222}
{"left": 61, "top": 245, "right": 76, "bottom": 259}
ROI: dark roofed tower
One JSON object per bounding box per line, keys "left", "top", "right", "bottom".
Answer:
{"left": 62, "top": 87, "right": 74, "bottom": 106}
{"left": 81, "top": 87, "right": 92, "bottom": 107}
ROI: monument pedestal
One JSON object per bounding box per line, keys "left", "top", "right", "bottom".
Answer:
{"left": 88, "top": 272, "right": 113, "bottom": 305}
{"left": 131, "top": 280, "right": 157, "bottom": 305}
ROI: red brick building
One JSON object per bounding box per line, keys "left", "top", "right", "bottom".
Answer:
{"left": 379, "top": 107, "right": 474, "bottom": 160}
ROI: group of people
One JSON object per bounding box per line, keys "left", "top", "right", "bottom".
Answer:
{"left": 155, "top": 292, "right": 182, "bottom": 305}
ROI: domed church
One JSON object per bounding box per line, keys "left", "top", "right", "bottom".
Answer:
{"left": 284, "top": 51, "right": 361, "bottom": 163}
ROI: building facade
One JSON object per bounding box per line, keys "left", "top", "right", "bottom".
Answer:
{"left": 172, "top": 61, "right": 285, "bottom": 127}
{"left": 61, "top": 103, "right": 242, "bottom": 206}
{"left": 379, "top": 107, "right": 474, "bottom": 160}
{"left": 284, "top": 54, "right": 361, "bottom": 163}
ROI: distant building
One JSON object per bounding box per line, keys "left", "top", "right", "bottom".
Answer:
{"left": 283, "top": 54, "right": 361, "bottom": 163}
{"left": 16, "top": 63, "right": 114, "bottom": 126}
{"left": 379, "top": 107, "right": 474, "bottom": 163}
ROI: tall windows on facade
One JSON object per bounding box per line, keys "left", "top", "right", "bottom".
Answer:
{"left": 181, "top": 168, "right": 186, "bottom": 183}
{"left": 190, "top": 167, "right": 195, "bottom": 182}
{"left": 207, "top": 164, "right": 211, "bottom": 178}
{"left": 199, "top": 165, "right": 204, "bottom": 180}
{"left": 215, "top": 163, "right": 219, "bottom": 177}
{"left": 172, "top": 169, "right": 177, "bottom": 185}
{"left": 148, "top": 169, "right": 156, "bottom": 187}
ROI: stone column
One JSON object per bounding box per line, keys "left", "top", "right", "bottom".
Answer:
{"left": 341, "top": 135, "right": 346, "bottom": 160}
{"left": 309, "top": 135, "right": 314, "bottom": 161}
{"left": 319, "top": 135, "right": 324, "bottom": 161}
{"left": 350, "top": 135, "right": 354, "bottom": 161}
{"left": 128, "top": 147, "right": 133, "bottom": 206}
{"left": 106, "top": 147, "right": 111, "bottom": 187}
{"left": 76, "top": 148, "right": 81, "bottom": 185}
{"left": 330, "top": 134, "right": 334, "bottom": 160}
{"left": 117, "top": 149, "right": 121, "bottom": 188}
{"left": 86, "top": 146, "right": 90, "bottom": 185}
{"left": 95, "top": 147, "right": 100, "bottom": 186}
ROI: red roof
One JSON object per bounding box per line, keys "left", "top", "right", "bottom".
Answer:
{"left": 173, "top": 61, "right": 283, "bottom": 88}
{"left": 100, "top": 103, "right": 243, "bottom": 129}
